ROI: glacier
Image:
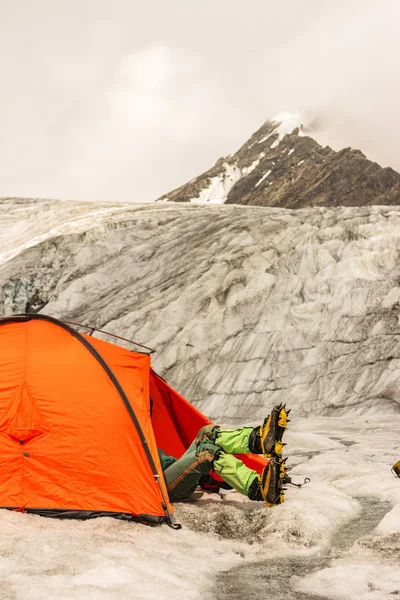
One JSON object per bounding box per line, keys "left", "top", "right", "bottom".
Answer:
{"left": 1, "top": 198, "right": 400, "bottom": 422}
{"left": 0, "top": 197, "right": 399, "bottom": 599}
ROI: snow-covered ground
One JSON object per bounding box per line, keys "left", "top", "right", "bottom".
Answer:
{"left": 0, "top": 416, "right": 398, "bottom": 599}
{"left": 0, "top": 198, "right": 399, "bottom": 598}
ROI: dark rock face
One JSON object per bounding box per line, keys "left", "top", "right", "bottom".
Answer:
{"left": 158, "top": 117, "right": 400, "bottom": 208}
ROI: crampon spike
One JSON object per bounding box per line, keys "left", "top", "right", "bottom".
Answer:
{"left": 287, "top": 477, "right": 311, "bottom": 488}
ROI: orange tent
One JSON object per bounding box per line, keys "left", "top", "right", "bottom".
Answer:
{"left": 0, "top": 314, "right": 264, "bottom": 525}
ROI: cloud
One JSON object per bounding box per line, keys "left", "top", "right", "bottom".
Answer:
{"left": 107, "top": 42, "right": 219, "bottom": 145}
{"left": 248, "top": 0, "right": 400, "bottom": 165}
{"left": 109, "top": 43, "right": 187, "bottom": 127}
{"left": 118, "top": 43, "right": 174, "bottom": 89}
{"left": 1, "top": 0, "right": 400, "bottom": 202}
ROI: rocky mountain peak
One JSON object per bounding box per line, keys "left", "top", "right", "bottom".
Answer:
{"left": 157, "top": 113, "right": 400, "bottom": 208}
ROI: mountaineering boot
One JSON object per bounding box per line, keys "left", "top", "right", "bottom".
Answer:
{"left": 248, "top": 403, "right": 289, "bottom": 457}
{"left": 247, "top": 457, "right": 285, "bottom": 506}
{"left": 392, "top": 460, "right": 400, "bottom": 478}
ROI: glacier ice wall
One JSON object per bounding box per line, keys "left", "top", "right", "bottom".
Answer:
{"left": 1, "top": 198, "right": 400, "bottom": 422}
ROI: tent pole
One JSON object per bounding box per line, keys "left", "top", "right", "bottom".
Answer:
{"left": 154, "top": 475, "right": 181, "bottom": 530}
{"left": 61, "top": 319, "right": 156, "bottom": 353}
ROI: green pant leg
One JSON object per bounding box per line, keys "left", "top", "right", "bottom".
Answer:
{"left": 180, "top": 437, "right": 197, "bottom": 457}
{"left": 164, "top": 442, "right": 219, "bottom": 502}
{"left": 164, "top": 426, "right": 219, "bottom": 501}
{"left": 195, "top": 424, "right": 219, "bottom": 445}
{"left": 195, "top": 425, "right": 258, "bottom": 495}
{"left": 164, "top": 424, "right": 257, "bottom": 501}
{"left": 214, "top": 452, "right": 257, "bottom": 496}
{"left": 194, "top": 424, "right": 254, "bottom": 455}
{"left": 214, "top": 427, "right": 254, "bottom": 454}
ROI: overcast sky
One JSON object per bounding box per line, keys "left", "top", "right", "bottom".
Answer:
{"left": 1, "top": 0, "right": 399, "bottom": 203}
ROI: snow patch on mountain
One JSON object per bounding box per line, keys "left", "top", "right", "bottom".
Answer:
{"left": 258, "top": 113, "right": 303, "bottom": 146}
{"left": 242, "top": 154, "right": 265, "bottom": 176}
{"left": 255, "top": 169, "right": 272, "bottom": 187}
{"left": 257, "top": 113, "right": 303, "bottom": 151}
{"left": 189, "top": 163, "right": 241, "bottom": 204}
{"left": 257, "top": 131, "right": 276, "bottom": 145}
{"left": 271, "top": 112, "right": 303, "bottom": 139}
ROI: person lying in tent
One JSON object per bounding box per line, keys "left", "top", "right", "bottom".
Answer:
{"left": 158, "top": 404, "right": 289, "bottom": 506}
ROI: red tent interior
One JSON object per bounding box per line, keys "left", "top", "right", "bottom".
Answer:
{"left": 150, "top": 370, "right": 266, "bottom": 474}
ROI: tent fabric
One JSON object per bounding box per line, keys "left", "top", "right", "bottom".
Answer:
{"left": 0, "top": 314, "right": 265, "bottom": 523}
{"left": 0, "top": 315, "right": 171, "bottom": 522}
{"left": 150, "top": 370, "right": 210, "bottom": 458}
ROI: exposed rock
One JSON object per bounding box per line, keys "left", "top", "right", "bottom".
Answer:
{"left": 158, "top": 115, "right": 400, "bottom": 208}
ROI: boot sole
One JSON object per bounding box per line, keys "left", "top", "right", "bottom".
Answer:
{"left": 259, "top": 457, "right": 285, "bottom": 506}
{"left": 260, "top": 404, "right": 288, "bottom": 458}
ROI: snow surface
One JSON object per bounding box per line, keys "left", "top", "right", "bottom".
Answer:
{"left": 258, "top": 113, "right": 302, "bottom": 148}
{"left": 255, "top": 169, "right": 272, "bottom": 187}
{"left": 2, "top": 201, "right": 400, "bottom": 424}
{"left": 242, "top": 158, "right": 260, "bottom": 176}
{"left": 0, "top": 416, "right": 398, "bottom": 599}
{"left": 189, "top": 163, "right": 241, "bottom": 204}
{"left": 257, "top": 113, "right": 303, "bottom": 152}
{"left": 1, "top": 198, "right": 400, "bottom": 599}
{"left": 271, "top": 112, "right": 302, "bottom": 139}
{"left": 257, "top": 131, "right": 276, "bottom": 144}
{"left": 0, "top": 201, "right": 131, "bottom": 265}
